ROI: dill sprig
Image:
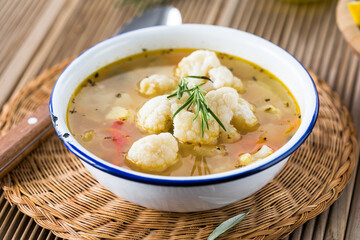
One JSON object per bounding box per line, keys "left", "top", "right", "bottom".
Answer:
{"left": 167, "top": 76, "right": 227, "bottom": 137}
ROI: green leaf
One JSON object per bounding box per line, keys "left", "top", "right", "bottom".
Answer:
{"left": 171, "top": 95, "right": 194, "bottom": 119}
{"left": 168, "top": 75, "right": 227, "bottom": 138}
{"left": 208, "top": 108, "right": 226, "bottom": 132}
{"left": 186, "top": 75, "right": 213, "bottom": 82}
{"left": 207, "top": 210, "right": 252, "bottom": 240}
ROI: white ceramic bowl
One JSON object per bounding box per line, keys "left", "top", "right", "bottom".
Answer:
{"left": 50, "top": 24, "right": 318, "bottom": 212}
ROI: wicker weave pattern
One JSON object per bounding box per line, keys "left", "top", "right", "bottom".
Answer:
{"left": 0, "top": 60, "right": 357, "bottom": 239}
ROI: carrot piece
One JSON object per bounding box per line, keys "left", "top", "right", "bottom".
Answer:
{"left": 109, "top": 121, "right": 128, "bottom": 155}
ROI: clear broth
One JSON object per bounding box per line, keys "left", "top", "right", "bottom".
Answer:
{"left": 67, "top": 49, "right": 301, "bottom": 176}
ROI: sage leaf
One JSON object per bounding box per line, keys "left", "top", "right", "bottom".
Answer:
{"left": 207, "top": 210, "right": 251, "bottom": 240}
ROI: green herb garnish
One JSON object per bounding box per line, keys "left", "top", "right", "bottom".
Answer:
{"left": 168, "top": 76, "right": 226, "bottom": 137}
{"left": 207, "top": 210, "right": 252, "bottom": 240}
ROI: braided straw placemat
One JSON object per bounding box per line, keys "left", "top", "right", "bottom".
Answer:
{"left": 0, "top": 59, "right": 358, "bottom": 240}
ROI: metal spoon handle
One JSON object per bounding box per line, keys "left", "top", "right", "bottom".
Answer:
{"left": 117, "top": 6, "right": 182, "bottom": 34}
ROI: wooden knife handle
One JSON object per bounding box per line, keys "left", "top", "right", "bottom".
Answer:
{"left": 0, "top": 103, "right": 53, "bottom": 179}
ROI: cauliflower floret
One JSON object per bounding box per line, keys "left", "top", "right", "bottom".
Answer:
{"left": 209, "top": 66, "right": 244, "bottom": 92}
{"left": 168, "top": 95, "right": 188, "bottom": 114}
{"left": 127, "top": 133, "right": 179, "bottom": 172}
{"left": 173, "top": 110, "right": 219, "bottom": 145}
{"left": 206, "top": 87, "right": 258, "bottom": 141}
{"left": 253, "top": 145, "right": 274, "bottom": 158}
{"left": 139, "top": 74, "right": 177, "bottom": 96}
{"left": 206, "top": 87, "right": 241, "bottom": 142}
{"left": 106, "top": 106, "right": 134, "bottom": 121}
{"left": 237, "top": 145, "right": 274, "bottom": 167}
{"left": 232, "top": 77, "right": 244, "bottom": 92}
{"left": 206, "top": 87, "right": 239, "bottom": 117}
{"left": 176, "top": 50, "right": 221, "bottom": 84}
{"left": 220, "top": 125, "right": 241, "bottom": 143}
{"left": 233, "top": 98, "right": 258, "bottom": 127}
{"left": 136, "top": 95, "right": 172, "bottom": 133}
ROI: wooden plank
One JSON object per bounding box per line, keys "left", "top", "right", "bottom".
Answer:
{"left": 236, "top": 0, "right": 257, "bottom": 31}
{"left": 11, "top": 0, "right": 81, "bottom": 95}
{"left": 334, "top": 46, "right": 351, "bottom": 93}
{"left": 0, "top": 0, "right": 66, "bottom": 109}
{"left": 324, "top": 183, "right": 354, "bottom": 240}
{"left": 45, "top": 230, "right": 56, "bottom": 240}
{"left": 0, "top": 0, "right": 15, "bottom": 26}
{"left": 28, "top": 224, "right": 40, "bottom": 240}
{"left": 324, "top": 35, "right": 345, "bottom": 88}
{"left": 342, "top": 56, "right": 359, "bottom": 108}
{"left": 267, "top": 2, "right": 291, "bottom": 45}
{"left": 311, "top": 209, "right": 329, "bottom": 240}
{"left": 345, "top": 156, "right": 360, "bottom": 240}
{"left": 37, "top": 228, "right": 50, "bottom": 240}
{"left": 2, "top": 210, "right": 24, "bottom": 240}
{"left": 307, "top": 2, "right": 334, "bottom": 73}
{"left": 186, "top": 0, "right": 202, "bottom": 23}
{"left": 278, "top": 2, "right": 299, "bottom": 50}
{"left": 319, "top": 2, "right": 360, "bottom": 239}
{"left": 203, "top": 0, "right": 223, "bottom": 24}
{"left": 20, "top": 218, "right": 36, "bottom": 240}
{"left": 318, "top": 16, "right": 338, "bottom": 81}
{"left": 291, "top": 225, "right": 303, "bottom": 240}
{"left": 295, "top": 4, "right": 319, "bottom": 64}
{"left": 11, "top": 214, "right": 32, "bottom": 240}
{"left": 0, "top": 0, "right": 42, "bottom": 72}
{"left": 0, "top": 204, "right": 18, "bottom": 239}
{"left": 287, "top": 4, "right": 309, "bottom": 56}
{"left": 301, "top": 218, "right": 316, "bottom": 240}
{"left": 254, "top": 0, "right": 276, "bottom": 38}
{"left": 351, "top": 69, "right": 360, "bottom": 129}
{"left": 216, "top": 0, "right": 239, "bottom": 26}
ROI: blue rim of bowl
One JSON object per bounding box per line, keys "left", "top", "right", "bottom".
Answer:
{"left": 49, "top": 24, "right": 319, "bottom": 187}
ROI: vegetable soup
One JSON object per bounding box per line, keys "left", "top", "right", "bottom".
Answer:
{"left": 67, "top": 49, "right": 300, "bottom": 176}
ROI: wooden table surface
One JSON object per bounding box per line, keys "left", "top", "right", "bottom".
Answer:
{"left": 0, "top": 0, "right": 359, "bottom": 239}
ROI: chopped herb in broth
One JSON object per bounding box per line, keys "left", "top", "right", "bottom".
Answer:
{"left": 67, "top": 49, "right": 300, "bottom": 176}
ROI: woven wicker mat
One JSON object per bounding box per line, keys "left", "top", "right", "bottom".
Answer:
{"left": 0, "top": 59, "right": 358, "bottom": 240}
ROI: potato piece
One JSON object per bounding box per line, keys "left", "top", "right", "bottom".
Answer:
{"left": 176, "top": 50, "right": 221, "bottom": 81}
{"left": 81, "top": 130, "right": 95, "bottom": 142}
{"left": 126, "top": 133, "right": 179, "bottom": 172}
{"left": 136, "top": 95, "right": 172, "bottom": 133}
{"left": 106, "top": 106, "right": 134, "bottom": 121}
{"left": 139, "top": 74, "right": 177, "bottom": 96}
{"left": 252, "top": 145, "right": 274, "bottom": 159}
{"left": 237, "top": 153, "right": 252, "bottom": 166}
{"left": 237, "top": 145, "right": 274, "bottom": 167}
